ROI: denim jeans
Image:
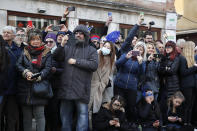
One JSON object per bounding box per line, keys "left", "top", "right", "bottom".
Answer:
{"left": 22, "top": 105, "right": 45, "bottom": 131}
{"left": 60, "top": 99, "right": 88, "bottom": 131}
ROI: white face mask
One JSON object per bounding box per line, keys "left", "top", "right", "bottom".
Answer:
{"left": 101, "top": 47, "right": 111, "bottom": 55}
{"left": 51, "top": 45, "right": 57, "bottom": 54}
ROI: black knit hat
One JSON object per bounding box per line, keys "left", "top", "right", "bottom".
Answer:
{"left": 73, "top": 24, "right": 89, "bottom": 38}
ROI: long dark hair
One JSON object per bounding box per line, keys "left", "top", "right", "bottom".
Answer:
{"left": 164, "top": 41, "right": 178, "bottom": 61}
{"left": 0, "top": 35, "right": 10, "bottom": 72}
{"left": 99, "top": 41, "right": 116, "bottom": 70}
{"left": 109, "top": 95, "right": 125, "bottom": 111}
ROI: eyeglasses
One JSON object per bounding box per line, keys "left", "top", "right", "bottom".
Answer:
{"left": 74, "top": 32, "right": 84, "bottom": 35}
{"left": 46, "top": 41, "right": 54, "bottom": 44}
{"left": 16, "top": 34, "right": 26, "bottom": 37}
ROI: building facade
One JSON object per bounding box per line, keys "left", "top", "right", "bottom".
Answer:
{"left": 0, "top": 0, "right": 175, "bottom": 41}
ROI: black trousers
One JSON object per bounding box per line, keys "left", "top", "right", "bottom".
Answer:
{"left": 114, "top": 87, "right": 137, "bottom": 123}
{"left": 181, "top": 88, "right": 195, "bottom": 124}
{"left": 45, "top": 97, "right": 61, "bottom": 131}
{"left": 0, "top": 95, "right": 19, "bottom": 131}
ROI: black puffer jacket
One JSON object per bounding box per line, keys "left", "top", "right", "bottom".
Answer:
{"left": 160, "top": 56, "right": 180, "bottom": 97}
{"left": 53, "top": 25, "right": 98, "bottom": 104}
{"left": 179, "top": 55, "right": 197, "bottom": 89}
{"left": 138, "top": 100, "right": 161, "bottom": 127}
{"left": 16, "top": 47, "right": 52, "bottom": 105}
{"left": 94, "top": 103, "right": 136, "bottom": 131}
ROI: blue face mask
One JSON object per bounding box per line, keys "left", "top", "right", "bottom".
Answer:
{"left": 101, "top": 47, "right": 111, "bottom": 55}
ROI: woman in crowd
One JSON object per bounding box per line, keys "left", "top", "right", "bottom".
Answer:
{"left": 166, "top": 91, "right": 185, "bottom": 131}
{"left": 179, "top": 41, "right": 197, "bottom": 126}
{"left": 138, "top": 87, "right": 161, "bottom": 131}
{"left": 159, "top": 41, "right": 180, "bottom": 124}
{"left": 44, "top": 33, "right": 63, "bottom": 131}
{"left": 94, "top": 95, "right": 130, "bottom": 131}
{"left": 144, "top": 42, "right": 160, "bottom": 100}
{"left": 114, "top": 41, "right": 146, "bottom": 123}
{"left": 89, "top": 41, "right": 116, "bottom": 129}
{"left": 17, "top": 29, "right": 52, "bottom": 131}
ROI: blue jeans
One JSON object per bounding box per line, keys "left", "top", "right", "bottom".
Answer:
{"left": 60, "top": 99, "right": 88, "bottom": 131}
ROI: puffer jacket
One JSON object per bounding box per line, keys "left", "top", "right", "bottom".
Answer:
{"left": 160, "top": 56, "right": 180, "bottom": 97}
{"left": 16, "top": 47, "right": 52, "bottom": 105}
{"left": 138, "top": 100, "right": 161, "bottom": 127}
{"left": 4, "top": 41, "right": 22, "bottom": 95}
{"left": 120, "top": 24, "right": 139, "bottom": 54}
{"left": 145, "top": 60, "right": 160, "bottom": 93}
{"left": 53, "top": 32, "right": 98, "bottom": 104}
{"left": 114, "top": 54, "right": 146, "bottom": 90}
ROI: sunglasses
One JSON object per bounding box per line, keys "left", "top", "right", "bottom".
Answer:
{"left": 146, "top": 92, "right": 153, "bottom": 97}
{"left": 46, "top": 41, "right": 54, "bottom": 44}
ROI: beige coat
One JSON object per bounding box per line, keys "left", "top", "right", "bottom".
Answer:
{"left": 89, "top": 53, "right": 114, "bottom": 113}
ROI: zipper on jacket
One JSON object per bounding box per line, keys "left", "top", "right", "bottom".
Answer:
{"left": 125, "top": 62, "right": 134, "bottom": 89}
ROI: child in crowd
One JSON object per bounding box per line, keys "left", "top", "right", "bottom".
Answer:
{"left": 138, "top": 87, "right": 161, "bottom": 131}
{"left": 166, "top": 91, "right": 185, "bottom": 131}
{"left": 93, "top": 95, "right": 136, "bottom": 131}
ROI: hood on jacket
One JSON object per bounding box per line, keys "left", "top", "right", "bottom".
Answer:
{"left": 73, "top": 24, "right": 90, "bottom": 45}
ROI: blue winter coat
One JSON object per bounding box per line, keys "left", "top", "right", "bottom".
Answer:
{"left": 120, "top": 24, "right": 139, "bottom": 54}
{"left": 5, "top": 42, "right": 21, "bottom": 95}
{"left": 114, "top": 54, "right": 146, "bottom": 90}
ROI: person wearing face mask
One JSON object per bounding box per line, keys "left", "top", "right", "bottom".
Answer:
{"left": 114, "top": 41, "right": 146, "bottom": 123}
{"left": 44, "top": 33, "right": 63, "bottom": 131}
{"left": 88, "top": 41, "right": 116, "bottom": 129}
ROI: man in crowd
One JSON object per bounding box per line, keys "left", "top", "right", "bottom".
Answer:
{"left": 1, "top": 26, "right": 21, "bottom": 131}
{"left": 144, "top": 31, "right": 153, "bottom": 43}
{"left": 14, "top": 27, "right": 27, "bottom": 49}
{"left": 53, "top": 24, "right": 98, "bottom": 131}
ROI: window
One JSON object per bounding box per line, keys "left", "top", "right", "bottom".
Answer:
{"left": 79, "top": 20, "right": 105, "bottom": 36}
{"left": 8, "top": 11, "right": 61, "bottom": 30}
{"left": 120, "top": 24, "right": 161, "bottom": 41}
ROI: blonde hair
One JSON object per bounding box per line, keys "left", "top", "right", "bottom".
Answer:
{"left": 182, "top": 41, "right": 195, "bottom": 68}
{"left": 134, "top": 41, "right": 147, "bottom": 61}
{"left": 146, "top": 42, "right": 156, "bottom": 54}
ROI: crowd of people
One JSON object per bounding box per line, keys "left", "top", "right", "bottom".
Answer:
{"left": 0, "top": 8, "right": 197, "bottom": 131}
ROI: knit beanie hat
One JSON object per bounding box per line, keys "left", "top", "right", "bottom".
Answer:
{"left": 91, "top": 35, "right": 100, "bottom": 41}
{"left": 106, "top": 31, "right": 120, "bottom": 43}
{"left": 45, "top": 33, "right": 56, "bottom": 42}
{"left": 57, "top": 31, "right": 66, "bottom": 36}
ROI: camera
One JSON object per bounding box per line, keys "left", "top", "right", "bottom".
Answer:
{"left": 31, "top": 73, "right": 41, "bottom": 79}
{"left": 149, "top": 21, "right": 155, "bottom": 25}
{"left": 51, "top": 25, "right": 61, "bottom": 31}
